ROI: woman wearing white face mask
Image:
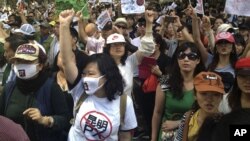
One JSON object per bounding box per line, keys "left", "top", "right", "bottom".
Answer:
{"left": 59, "top": 9, "right": 137, "bottom": 141}
{"left": 0, "top": 43, "right": 71, "bottom": 141}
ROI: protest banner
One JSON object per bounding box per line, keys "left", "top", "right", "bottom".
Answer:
{"left": 121, "top": 0, "right": 145, "bottom": 14}
{"left": 194, "top": 0, "right": 204, "bottom": 15}
{"left": 225, "top": 0, "right": 250, "bottom": 16}
{"left": 96, "top": 10, "right": 112, "bottom": 30}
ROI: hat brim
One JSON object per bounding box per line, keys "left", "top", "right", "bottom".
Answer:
{"left": 237, "top": 69, "right": 250, "bottom": 76}
{"left": 195, "top": 85, "right": 225, "bottom": 94}
{"left": 10, "top": 55, "right": 37, "bottom": 63}
{"left": 215, "top": 39, "right": 234, "bottom": 44}
{"left": 14, "top": 29, "right": 34, "bottom": 36}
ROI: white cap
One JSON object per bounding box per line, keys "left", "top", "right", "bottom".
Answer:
{"left": 217, "top": 24, "right": 232, "bottom": 34}
{"left": 14, "top": 24, "right": 36, "bottom": 36}
{"left": 106, "top": 33, "right": 126, "bottom": 44}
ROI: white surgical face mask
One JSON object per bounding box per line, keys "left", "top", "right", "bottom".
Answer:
{"left": 82, "top": 75, "right": 105, "bottom": 95}
{"left": 14, "top": 64, "right": 39, "bottom": 80}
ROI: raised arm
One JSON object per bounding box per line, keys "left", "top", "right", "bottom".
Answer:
{"left": 192, "top": 12, "right": 209, "bottom": 64}
{"left": 174, "top": 16, "right": 194, "bottom": 43}
{"left": 59, "top": 9, "right": 78, "bottom": 84}
{"left": 135, "top": 10, "right": 156, "bottom": 63}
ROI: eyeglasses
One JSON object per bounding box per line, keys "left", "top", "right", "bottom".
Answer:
{"left": 116, "top": 25, "right": 127, "bottom": 29}
{"left": 177, "top": 52, "right": 198, "bottom": 61}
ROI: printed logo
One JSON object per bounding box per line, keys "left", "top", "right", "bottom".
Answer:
{"left": 18, "top": 69, "right": 26, "bottom": 77}
{"left": 80, "top": 111, "right": 112, "bottom": 141}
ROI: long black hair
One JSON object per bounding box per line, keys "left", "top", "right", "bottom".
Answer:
{"left": 86, "top": 53, "right": 124, "bottom": 101}
{"left": 208, "top": 41, "right": 237, "bottom": 71}
{"left": 169, "top": 42, "right": 205, "bottom": 99}
{"left": 228, "top": 77, "right": 242, "bottom": 111}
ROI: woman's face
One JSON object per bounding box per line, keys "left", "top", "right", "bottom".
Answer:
{"left": 82, "top": 62, "right": 106, "bottom": 85}
{"left": 214, "top": 18, "right": 224, "bottom": 31}
{"left": 109, "top": 43, "right": 125, "bottom": 60}
{"left": 177, "top": 48, "right": 200, "bottom": 73}
{"left": 235, "top": 43, "right": 244, "bottom": 56}
{"left": 216, "top": 41, "right": 233, "bottom": 56}
{"left": 237, "top": 75, "right": 250, "bottom": 95}
{"left": 196, "top": 91, "right": 222, "bottom": 114}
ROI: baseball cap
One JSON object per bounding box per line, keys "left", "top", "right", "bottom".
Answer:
{"left": 10, "top": 43, "right": 41, "bottom": 62}
{"left": 114, "top": 17, "right": 128, "bottom": 27}
{"left": 106, "top": 33, "right": 126, "bottom": 44}
{"left": 235, "top": 57, "right": 250, "bottom": 76}
{"left": 217, "top": 24, "right": 233, "bottom": 34}
{"left": 194, "top": 72, "right": 225, "bottom": 94}
{"left": 215, "top": 32, "right": 235, "bottom": 44}
{"left": 14, "top": 24, "right": 36, "bottom": 36}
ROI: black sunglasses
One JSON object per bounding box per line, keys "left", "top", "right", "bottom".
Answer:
{"left": 177, "top": 52, "right": 198, "bottom": 61}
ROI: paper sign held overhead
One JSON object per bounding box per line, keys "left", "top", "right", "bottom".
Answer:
{"left": 225, "top": 0, "right": 250, "bottom": 16}
{"left": 194, "top": 0, "right": 204, "bottom": 15}
{"left": 96, "top": 10, "right": 112, "bottom": 30}
{"left": 121, "top": 0, "right": 145, "bottom": 14}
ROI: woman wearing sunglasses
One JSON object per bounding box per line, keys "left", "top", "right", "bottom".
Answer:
{"left": 151, "top": 42, "right": 205, "bottom": 141}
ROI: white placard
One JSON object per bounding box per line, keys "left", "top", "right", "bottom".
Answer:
{"left": 225, "top": 0, "right": 250, "bottom": 16}
{"left": 0, "top": 13, "right": 8, "bottom": 22}
{"left": 121, "top": 0, "right": 145, "bottom": 14}
{"left": 194, "top": 0, "right": 204, "bottom": 15}
{"left": 96, "top": 10, "right": 112, "bottom": 30}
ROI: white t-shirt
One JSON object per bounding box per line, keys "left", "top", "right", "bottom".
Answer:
{"left": 68, "top": 81, "right": 137, "bottom": 141}
{"left": 86, "top": 36, "right": 105, "bottom": 55}
{"left": 118, "top": 53, "right": 138, "bottom": 97}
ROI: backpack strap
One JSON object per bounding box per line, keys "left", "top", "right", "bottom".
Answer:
{"left": 70, "top": 92, "right": 88, "bottom": 125}
{"left": 182, "top": 110, "right": 193, "bottom": 141}
{"left": 120, "top": 94, "right": 127, "bottom": 127}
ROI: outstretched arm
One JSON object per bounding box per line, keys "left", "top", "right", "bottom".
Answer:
{"left": 136, "top": 10, "right": 156, "bottom": 63}
{"left": 59, "top": 9, "right": 78, "bottom": 84}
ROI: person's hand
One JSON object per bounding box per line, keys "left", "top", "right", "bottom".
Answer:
{"left": 59, "top": 9, "right": 75, "bottom": 27}
{"left": 151, "top": 65, "right": 162, "bottom": 76}
{"left": 161, "top": 120, "right": 179, "bottom": 132}
{"left": 23, "top": 108, "right": 43, "bottom": 124}
{"left": 173, "top": 15, "right": 182, "bottom": 27}
{"left": 145, "top": 10, "right": 156, "bottom": 23}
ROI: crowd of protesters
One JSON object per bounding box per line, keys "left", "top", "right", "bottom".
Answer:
{"left": 0, "top": 0, "right": 250, "bottom": 141}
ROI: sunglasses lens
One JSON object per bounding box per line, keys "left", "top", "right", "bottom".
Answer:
{"left": 178, "top": 52, "right": 198, "bottom": 60}
{"left": 188, "top": 53, "right": 198, "bottom": 60}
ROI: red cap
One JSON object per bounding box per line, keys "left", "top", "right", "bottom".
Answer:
{"left": 215, "top": 32, "right": 235, "bottom": 44}
{"left": 235, "top": 57, "right": 250, "bottom": 76}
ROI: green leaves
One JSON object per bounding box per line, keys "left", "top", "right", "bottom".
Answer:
{"left": 55, "top": 0, "right": 87, "bottom": 14}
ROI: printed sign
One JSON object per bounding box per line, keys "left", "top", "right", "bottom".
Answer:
{"left": 225, "top": 0, "right": 250, "bottom": 16}
{"left": 195, "top": 0, "right": 204, "bottom": 15}
{"left": 121, "top": 0, "right": 145, "bottom": 14}
{"left": 96, "top": 10, "right": 112, "bottom": 30}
